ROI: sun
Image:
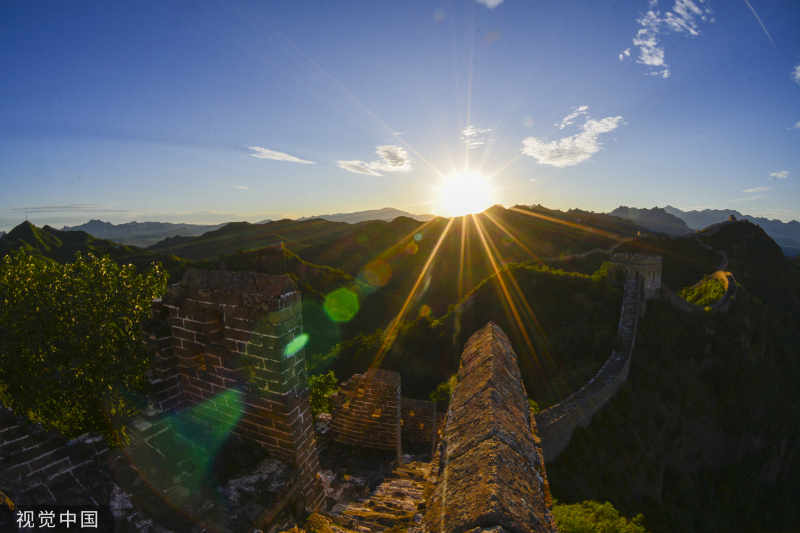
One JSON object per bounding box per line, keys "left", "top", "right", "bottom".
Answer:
{"left": 435, "top": 173, "right": 495, "bottom": 217}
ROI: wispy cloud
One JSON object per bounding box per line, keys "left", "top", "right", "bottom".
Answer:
{"left": 791, "top": 121, "right": 800, "bottom": 130}
{"left": 555, "top": 106, "right": 588, "bottom": 129}
{"left": 743, "top": 187, "right": 770, "bottom": 193}
{"left": 369, "top": 145, "right": 413, "bottom": 172}
{"left": 476, "top": 0, "right": 504, "bottom": 9}
{"left": 522, "top": 109, "right": 624, "bottom": 167}
{"left": 769, "top": 170, "right": 789, "bottom": 179}
{"left": 792, "top": 63, "right": 800, "bottom": 86}
{"left": 462, "top": 125, "right": 491, "bottom": 148}
{"left": 336, "top": 161, "right": 382, "bottom": 176}
{"left": 4, "top": 204, "right": 131, "bottom": 213}
{"left": 336, "top": 145, "right": 413, "bottom": 176}
{"left": 619, "top": 48, "right": 631, "bottom": 61}
{"left": 245, "top": 146, "right": 316, "bottom": 164}
{"left": 622, "top": 0, "right": 714, "bottom": 79}
{"left": 731, "top": 195, "right": 767, "bottom": 202}
{"left": 235, "top": 186, "right": 249, "bottom": 190}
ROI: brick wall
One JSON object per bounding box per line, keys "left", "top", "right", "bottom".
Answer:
{"left": 400, "top": 398, "right": 438, "bottom": 454}
{"left": 330, "top": 369, "right": 402, "bottom": 456}
{"left": 141, "top": 269, "right": 324, "bottom": 513}
{"left": 420, "top": 322, "right": 557, "bottom": 533}
{"left": 536, "top": 278, "right": 640, "bottom": 462}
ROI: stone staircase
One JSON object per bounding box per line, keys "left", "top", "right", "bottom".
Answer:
{"left": 317, "top": 460, "right": 437, "bottom": 533}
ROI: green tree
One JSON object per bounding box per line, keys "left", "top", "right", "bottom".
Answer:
{"left": 308, "top": 370, "right": 339, "bottom": 416}
{"left": 0, "top": 250, "right": 167, "bottom": 445}
{"left": 554, "top": 500, "right": 648, "bottom": 533}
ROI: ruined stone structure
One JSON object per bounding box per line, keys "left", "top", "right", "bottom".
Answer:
{"left": 420, "top": 322, "right": 557, "bottom": 533}
{"left": 141, "top": 269, "right": 324, "bottom": 514}
{"left": 330, "top": 369, "right": 402, "bottom": 457}
{"left": 535, "top": 278, "right": 641, "bottom": 462}
{"left": 400, "top": 398, "right": 439, "bottom": 455}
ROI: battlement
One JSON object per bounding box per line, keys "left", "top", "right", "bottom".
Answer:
{"left": 610, "top": 253, "right": 662, "bottom": 266}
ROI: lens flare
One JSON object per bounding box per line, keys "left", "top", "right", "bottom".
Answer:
{"left": 324, "top": 288, "right": 359, "bottom": 322}
{"left": 436, "top": 173, "right": 494, "bottom": 217}
{"left": 283, "top": 333, "right": 309, "bottom": 357}
{"left": 364, "top": 260, "right": 391, "bottom": 287}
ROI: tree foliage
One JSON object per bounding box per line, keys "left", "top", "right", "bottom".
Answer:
{"left": 0, "top": 250, "right": 167, "bottom": 445}
{"left": 308, "top": 370, "right": 340, "bottom": 416}
{"left": 554, "top": 500, "right": 648, "bottom": 533}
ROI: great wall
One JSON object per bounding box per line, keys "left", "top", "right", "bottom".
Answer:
{"left": 0, "top": 236, "right": 740, "bottom": 532}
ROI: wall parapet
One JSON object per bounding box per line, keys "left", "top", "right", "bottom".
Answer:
{"left": 420, "top": 322, "right": 556, "bottom": 533}
{"left": 535, "top": 278, "right": 641, "bottom": 462}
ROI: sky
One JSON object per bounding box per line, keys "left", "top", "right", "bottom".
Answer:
{"left": 1, "top": 0, "right": 799, "bottom": 231}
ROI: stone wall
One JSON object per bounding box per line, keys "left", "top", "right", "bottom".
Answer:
{"left": 420, "top": 322, "right": 557, "bottom": 533}
{"left": 535, "top": 278, "right": 641, "bottom": 462}
{"left": 142, "top": 269, "right": 324, "bottom": 513}
{"left": 400, "top": 398, "right": 438, "bottom": 454}
{"left": 330, "top": 368, "right": 402, "bottom": 456}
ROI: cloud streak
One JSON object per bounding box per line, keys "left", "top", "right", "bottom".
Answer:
{"left": 555, "top": 106, "right": 588, "bottom": 129}
{"left": 743, "top": 187, "right": 770, "bottom": 193}
{"left": 793, "top": 64, "right": 800, "bottom": 86}
{"left": 522, "top": 109, "right": 624, "bottom": 167}
{"left": 622, "top": 0, "right": 714, "bottom": 79}
{"left": 336, "top": 161, "right": 382, "bottom": 176}
{"left": 476, "top": 0, "right": 504, "bottom": 9}
{"left": 769, "top": 170, "right": 789, "bottom": 179}
{"left": 4, "top": 204, "right": 131, "bottom": 213}
{"left": 461, "top": 125, "right": 491, "bottom": 149}
{"left": 337, "top": 145, "right": 413, "bottom": 176}
{"left": 245, "top": 146, "right": 316, "bottom": 164}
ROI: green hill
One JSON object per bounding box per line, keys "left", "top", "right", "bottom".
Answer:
{"left": 0, "top": 222, "right": 189, "bottom": 281}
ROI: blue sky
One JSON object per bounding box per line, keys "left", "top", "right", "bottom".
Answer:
{"left": 1, "top": 0, "right": 799, "bottom": 231}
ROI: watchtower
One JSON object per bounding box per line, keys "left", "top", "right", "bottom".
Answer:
{"left": 608, "top": 254, "right": 661, "bottom": 314}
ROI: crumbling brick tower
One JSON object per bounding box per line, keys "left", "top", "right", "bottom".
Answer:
{"left": 329, "top": 368, "right": 402, "bottom": 460}
{"left": 141, "top": 269, "right": 324, "bottom": 513}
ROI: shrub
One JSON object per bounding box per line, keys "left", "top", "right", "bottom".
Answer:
{"left": 429, "top": 374, "right": 457, "bottom": 410}
{"left": 0, "top": 250, "right": 167, "bottom": 445}
{"left": 308, "top": 370, "right": 339, "bottom": 416}
{"left": 554, "top": 500, "right": 648, "bottom": 533}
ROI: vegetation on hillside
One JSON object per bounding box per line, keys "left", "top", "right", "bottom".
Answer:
{"left": 547, "top": 290, "right": 800, "bottom": 533}
{"left": 678, "top": 276, "right": 725, "bottom": 306}
{"left": 0, "top": 250, "right": 167, "bottom": 445}
{"left": 0, "top": 221, "right": 188, "bottom": 280}
{"left": 316, "top": 263, "right": 623, "bottom": 406}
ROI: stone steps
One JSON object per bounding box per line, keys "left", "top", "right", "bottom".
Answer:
{"left": 321, "top": 461, "right": 435, "bottom": 533}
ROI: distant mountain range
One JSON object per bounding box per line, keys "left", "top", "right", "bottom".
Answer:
{"left": 606, "top": 205, "right": 800, "bottom": 251}
{"left": 296, "top": 207, "right": 435, "bottom": 224}
{"left": 61, "top": 220, "right": 228, "bottom": 248}
{"left": 606, "top": 206, "right": 692, "bottom": 236}
{"left": 663, "top": 206, "right": 800, "bottom": 246}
